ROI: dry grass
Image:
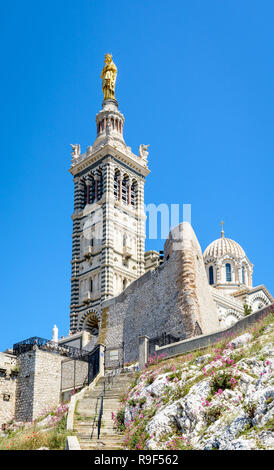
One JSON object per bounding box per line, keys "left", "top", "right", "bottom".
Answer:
{"left": 0, "top": 415, "right": 72, "bottom": 450}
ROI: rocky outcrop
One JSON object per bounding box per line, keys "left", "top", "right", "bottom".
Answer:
{"left": 119, "top": 314, "right": 274, "bottom": 450}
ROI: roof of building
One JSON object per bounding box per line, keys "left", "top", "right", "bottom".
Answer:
{"left": 204, "top": 235, "right": 247, "bottom": 260}
{"left": 232, "top": 284, "right": 274, "bottom": 302}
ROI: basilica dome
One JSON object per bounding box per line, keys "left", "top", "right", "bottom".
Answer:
{"left": 203, "top": 224, "right": 253, "bottom": 294}
{"left": 203, "top": 236, "right": 246, "bottom": 260}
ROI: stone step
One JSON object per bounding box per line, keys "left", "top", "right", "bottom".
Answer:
{"left": 78, "top": 402, "right": 121, "bottom": 409}
{"left": 85, "top": 387, "right": 129, "bottom": 396}
{"left": 77, "top": 404, "right": 121, "bottom": 414}
{"left": 77, "top": 398, "right": 121, "bottom": 406}
{"left": 76, "top": 430, "right": 119, "bottom": 437}
{"left": 77, "top": 433, "right": 120, "bottom": 439}
{"left": 75, "top": 372, "right": 133, "bottom": 450}
{"left": 79, "top": 436, "right": 123, "bottom": 442}
{"left": 79, "top": 436, "right": 124, "bottom": 442}
{"left": 76, "top": 426, "right": 119, "bottom": 433}
{"left": 78, "top": 434, "right": 121, "bottom": 440}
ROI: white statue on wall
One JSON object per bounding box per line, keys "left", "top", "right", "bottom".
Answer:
{"left": 70, "top": 144, "right": 81, "bottom": 157}
{"left": 139, "top": 144, "right": 149, "bottom": 161}
{"left": 52, "top": 325, "right": 58, "bottom": 343}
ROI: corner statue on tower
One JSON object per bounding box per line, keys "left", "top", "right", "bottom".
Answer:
{"left": 101, "top": 53, "right": 117, "bottom": 101}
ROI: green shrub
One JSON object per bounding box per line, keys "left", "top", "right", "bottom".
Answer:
{"left": 116, "top": 407, "right": 125, "bottom": 432}
{"left": 205, "top": 405, "right": 222, "bottom": 425}
{"left": 243, "top": 304, "right": 252, "bottom": 316}
{"left": 210, "top": 371, "right": 237, "bottom": 394}
{"left": 128, "top": 399, "right": 137, "bottom": 407}
{"left": 243, "top": 402, "right": 256, "bottom": 420}
{"left": 138, "top": 397, "right": 146, "bottom": 407}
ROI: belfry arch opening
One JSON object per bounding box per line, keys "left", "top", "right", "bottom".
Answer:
{"left": 83, "top": 313, "right": 99, "bottom": 336}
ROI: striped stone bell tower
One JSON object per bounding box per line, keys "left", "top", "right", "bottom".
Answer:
{"left": 69, "top": 55, "right": 150, "bottom": 336}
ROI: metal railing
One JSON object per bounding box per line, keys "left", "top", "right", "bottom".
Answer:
{"left": 149, "top": 332, "right": 182, "bottom": 356}
{"left": 91, "top": 367, "right": 122, "bottom": 440}
{"left": 97, "top": 394, "right": 104, "bottom": 439}
{"left": 13, "top": 336, "right": 90, "bottom": 360}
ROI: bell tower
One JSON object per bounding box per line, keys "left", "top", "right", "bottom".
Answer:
{"left": 69, "top": 55, "right": 150, "bottom": 334}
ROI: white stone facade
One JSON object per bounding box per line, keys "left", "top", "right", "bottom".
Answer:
{"left": 69, "top": 98, "right": 150, "bottom": 337}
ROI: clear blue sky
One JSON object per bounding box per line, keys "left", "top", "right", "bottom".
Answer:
{"left": 1, "top": 1, "right": 273, "bottom": 351}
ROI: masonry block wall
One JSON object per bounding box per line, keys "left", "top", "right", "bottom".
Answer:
{"left": 15, "top": 348, "right": 63, "bottom": 422}
{"left": 0, "top": 353, "right": 18, "bottom": 426}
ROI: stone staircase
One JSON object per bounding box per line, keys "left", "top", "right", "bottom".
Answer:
{"left": 74, "top": 371, "right": 133, "bottom": 450}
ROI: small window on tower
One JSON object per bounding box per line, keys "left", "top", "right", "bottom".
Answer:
{"left": 97, "top": 171, "right": 103, "bottom": 201}
{"left": 131, "top": 180, "right": 137, "bottom": 207}
{"left": 122, "top": 176, "right": 129, "bottom": 204}
{"left": 83, "top": 181, "right": 88, "bottom": 208}
{"left": 90, "top": 279, "right": 93, "bottom": 292}
{"left": 114, "top": 171, "right": 120, "bottom": 200}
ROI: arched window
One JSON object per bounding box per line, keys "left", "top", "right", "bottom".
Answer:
{"left": 83, "top": 181, "right": 87, "bottom": 208}
{"left": 96, "top": 171, "right": 103, "bottom": 201}
{"left": 89, "top": 177, "right": 95, "bottom": 204}
{"left": 242, "top": 266, "right": 245, "bottom": 284}
{"left": 131, "top": 180, "right": 137, "bottom": 208}
{"left": 114, "top": 170, "right": 120, "bottom": 200}
{"left": 209, "top": 266, "right": 214, "bottom": 285}
{"left": 90, "top": 279, "right": 93, "bottom": 293}
{"left": 226, "top": 263, "right": 232, "bottom": 282}
{"left": 123, "top": 278, "right": 127, "bottom": 290}
{"left": 121, "top": 176, "right": 129, "bottom": 204}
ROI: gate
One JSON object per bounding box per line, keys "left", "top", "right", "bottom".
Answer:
{"left": 87, "top": 344, "right": 100, "bottom": 384}
{"left": 61, "top": 344, "right": 101, "bottom": 393}
{"left": 61, "top": 357, "right": 89, "bottom": 392}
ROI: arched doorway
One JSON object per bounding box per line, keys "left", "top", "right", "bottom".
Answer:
{"left": 83, "top": 312, "right": 99, "bottom": 336}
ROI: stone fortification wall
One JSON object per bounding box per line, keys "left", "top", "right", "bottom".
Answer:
{"left": 153, "top": 302, "right": 274, "bottom": 359}
{"left": 103, "top": 223, "right": 219, "bottom": 365}
{"left": 0, "top": 353, "right": 18, "bottom": 426}
{"left": 15, "top": 348, "right": 63, "bottom": 422}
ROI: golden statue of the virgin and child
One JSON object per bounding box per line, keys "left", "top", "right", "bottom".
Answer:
{"left": 101, "top": 53, "right": 117, "bottom": 101}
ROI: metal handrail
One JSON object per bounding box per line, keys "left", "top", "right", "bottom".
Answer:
{"left": 93, "top": 367, "right": 122, "bottom": 440}
{"left": 97, "top": 395, "right": 104, "bottom": 439}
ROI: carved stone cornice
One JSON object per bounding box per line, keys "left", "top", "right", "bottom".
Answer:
{"left": 69, "top": 143, "right": 150, "bottom": 178}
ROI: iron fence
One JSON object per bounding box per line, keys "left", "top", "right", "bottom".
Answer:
{"left": 149, "top": 332, "right": 182, "bottom": 356}
{"left": 87, "top": 344, "right": 100, "bottom": 385}
{"left": 60, "top": 344, "right": 100, "bottom": 392}
{"left": 13, "top": 336, "right": 90, "bottom": 360}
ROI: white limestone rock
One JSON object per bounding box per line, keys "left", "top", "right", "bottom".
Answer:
{"left": 124, "top": 315, "right": 274, "bottom": 451}
{"left": 230, "top": 333, "right": 252, "bottom": 349}
{"left": 257, "top": 430, "right": 274, "bottom": 449}
{"left": 145, "top": 400, "right": 182, "bottom": 444}
{"left": 145, "top": 379, "right": 211, "bottom": 449}
{"left": 145, "top": 373, "right": 177, "bottom": 397}
{"left": 195, "top": 354, "right": 212, "bottom": 365}
{"left": 175, "top": 380, "right": 211, "bottom": 435}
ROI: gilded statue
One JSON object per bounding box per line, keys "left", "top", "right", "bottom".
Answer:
{"left": 101, "top": 53, "right": 117, "bottom": 101}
